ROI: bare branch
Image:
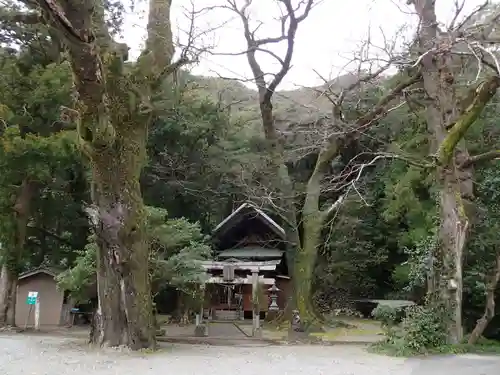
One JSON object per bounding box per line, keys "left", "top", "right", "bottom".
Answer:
{"left": 449, "top": 0, "right": 466, "bottom": 31}
{"left": 324, "top": 150, "right": 431, "bottom": 194}
{"left": 322, "top": 154, "right": 388, "bottom": 221}
{"left": 456, "top": 0, "right": 494, "bottom": 35}
{"left": 224, "top": 0, "right": 315, "bottom": 102}
{"left": 332, "top": 69, "right": 422, "bottom": 137}
{"left": 461, "top": 150, "right": 500, "bottom": 167}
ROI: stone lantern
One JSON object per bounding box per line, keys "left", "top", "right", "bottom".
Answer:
{"left": 267, "top": 283, "right": 280, "bottom": 311}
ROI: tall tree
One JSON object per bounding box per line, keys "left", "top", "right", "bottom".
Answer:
{"left": 408, "top": 0, "right": 500, "bottom": 343}
{"left": 28, "top": 0, "right": 193, "bottom": 348}
{"left": 0, "top": 44, "right": 77, "bottom": 327}
{"left": 222, "top": 0, "right": 421, "bottom": 327}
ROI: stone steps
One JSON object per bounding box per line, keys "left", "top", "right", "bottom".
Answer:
{"left": 214, "top": 310, "right": 240, "bottom": 320}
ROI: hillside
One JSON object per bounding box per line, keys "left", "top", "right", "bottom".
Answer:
{"left": 180, "top": 73, "right": 370, "bottom": 124}
{"left": 181, "top": 70, "right": 388, "bottom": 125}
{"left": 176, "top": 71, "right": 387, "bottom": 161}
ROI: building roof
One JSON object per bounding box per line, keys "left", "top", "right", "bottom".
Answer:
{"left": 218, "top": 247, "right": 284, "bottom": 260}
{"left": 204, "top": 275, "right": 276, "bottom": 285}
{"left": 200, "top": 259, "right": 281, "bottom": 272}
{"left": 213, "top": 202, "right": 286, "bottom": 239}
{"left": 18, "top": 266, "right": 63, "bottom": 280}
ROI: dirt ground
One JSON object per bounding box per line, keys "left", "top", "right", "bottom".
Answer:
{"left": 1, "top": 334, "right": 499, "bottom": 375}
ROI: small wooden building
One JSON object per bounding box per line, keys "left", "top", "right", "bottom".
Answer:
{"left": 15, "top": 267, "right": 71, "bottom": 327}
{"left": 201, "top": 202, "right": 291, "bottom": 320}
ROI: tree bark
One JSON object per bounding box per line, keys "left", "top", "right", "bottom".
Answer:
{"left": 55, "top": 0, "right": 154, "bottom": 348}
{"left": 36, "top": 0, "right": 176, "bottom": 349}
{"left": 88, "top": 125, "right": 154, "bottom": 349}
{"left": 410, "top": 0, "right": 500, "bottom": 344}
{"left": 411, "top": 0, "right": 469, "bottom": 344}
{"left": 0, "top": 265, "right": 17, "bottom": 327}
{"left": 293, "top": 142, "right": 340, "bottom": 325}
{"left": 293, "top": 70, "right": 421, "bottom": 324}
{"left": 468, "top": 253, "right": 500, "bottom": 345}
{"left": 0, "top": 178, "right": 36, "bottom": 327}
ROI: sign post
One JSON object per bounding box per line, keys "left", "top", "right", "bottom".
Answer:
{"left": 34, "top": 297, "right": 40, "bottom": 331}
{"left": 26, "top": 291, "right": 38, "bottom": 305}
{"left": 25, "top": 291, "right": 39, "bottom": 330}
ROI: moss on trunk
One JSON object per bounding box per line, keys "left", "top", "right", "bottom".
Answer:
{"left": 294, "top": 189, "right": 322, "bottom": 325}
{"left": 437, "top": 167, "right": 468, "bottom": 343}
{"left": 293, "top": 145, "right": 340, "bottom": 328}
{"left": 410, "top": 0, "right": 500, "bottom": 345}
{"left": 46, "top": 0, "right": 177, "bottom": 350}
{"left": 436, "top": 76, "right": 500, "bottom": 166}
{"left": 88, "top": 124, "right": 155, "bottom": 350}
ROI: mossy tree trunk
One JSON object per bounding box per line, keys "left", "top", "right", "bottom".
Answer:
{"left": 88, "top": 125, "right": 154, "bottom": 348}
{"left": 434, "top": 81, "right": 499, "bottom": 344}
{"left": 0, "top": 179, "right": 36, "bottom": 327}
{"left": 232, "top": 0, "right": 422, "bottom": 328}
{"left": 294, "top": 143, "right": 339, "bottom": 326}
{"left": 37, "top": 0, "right": 176, "bottom": 349}
{"left": 411, "top": 0, "right": 500, "bottom": 344}
{"left": 293, "top": 72, "right": 422, "bottom": 326}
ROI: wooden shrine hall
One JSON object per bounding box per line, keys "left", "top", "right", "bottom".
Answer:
{"left": 199, "top": 202, "right": 291, "bottom": 320}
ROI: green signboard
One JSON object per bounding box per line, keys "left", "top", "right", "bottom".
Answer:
{"left": 26, "top": 291, "right": 38, "bottom": 305}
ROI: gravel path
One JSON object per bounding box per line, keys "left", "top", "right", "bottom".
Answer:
{"left": 1, "top": 335, "right": 499, "bottom": 375}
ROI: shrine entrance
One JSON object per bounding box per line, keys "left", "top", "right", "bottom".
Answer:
{"left": 192, "top": 202, "right": 291, "bottom": 338}
{"left": 209, "top": 283, "right": 244, "bottom": 320}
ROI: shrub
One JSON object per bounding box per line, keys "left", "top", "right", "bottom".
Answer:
{"left": 371, "top": 302, "right": 450, "bottom": 355}
{"left": 398, "top": 303, "right": 448, "bottom": 351}
{"left": 372, "top": 304, "right": 400, "bottom": 329}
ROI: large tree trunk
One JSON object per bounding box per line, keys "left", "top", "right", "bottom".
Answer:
{"left": 468, "top": 253, "right": 500, "bottom": 345}
{"left": 38, "top": 0, "right": 176, "bottom": 349}
{"left": 294, "top": 211, "right": 321, "bottom": 325}
{"left": 88, "top": 126, "right": 154, "bottom": 349}
{"left": 0, "top": 178, "right": 36, "bottom": 327}
{"left": 411, "top": 0, "right": 500, "bottom": 344}
{"left": 438, "top": 169, "right": 468, "bottom": 342}
{"left": 411, "top": 0, "right": 470, "bottom": 344}
{"left": 258, "top": 103, "right": 302, "bottom": 316}
{"left": 0, "top": 265, "right": 17, "bottom": 327}
{"left": 293, "top": 145, "right": 339, "bottom": 325}
{"left": 53, "top": 0, "right": 154, "bottom": 347}
{"left": 292, "top": 68, "right": 421, "bottom": 325}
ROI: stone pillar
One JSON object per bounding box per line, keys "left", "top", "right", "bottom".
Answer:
{"left": 251, "top": 271, "right": 261, "bottom": 337}
{"left": 194, "top": 282, "right": 208, "bottom": 337}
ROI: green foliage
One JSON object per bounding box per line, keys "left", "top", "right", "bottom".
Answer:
{"left": 461, "top": 165, "right": 500, "bottom": 335}
{"left": 2, "top": 0, "right": 500, "bottom": 347}
{"left": 314, "top": 171, "right": 402, "bottom": 309}
{"left": 376, "top": 302, "right": 450, "bottom": 355}
{"left": 372, "top": 305, "right": 401, "bottom": 328}
{"left": 399, "top": 231, "right": 438, "bottom": 292}
{"left": 399, "top": 303, "right": 449, "bottom": 350}
{"left": 372, "top": 336, "right": 500, "bottom": 357}
{"left": 144, "top": 91, "right": 247, "bottom": 230}
{"left": 55, "top": 238, "right": 97, "bottom": 301}
{"left": 57, "top": 206, "right": 211, "bottom": 301}
{"left": 148, "top": 207, "right": 211, "bottom": 291}
{"left": 0, "top": 40, "right": 86, "bottom": 273}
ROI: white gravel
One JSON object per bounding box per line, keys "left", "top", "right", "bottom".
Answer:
{"left": 0, "top": 335, "right": 499, "bottom": 375}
